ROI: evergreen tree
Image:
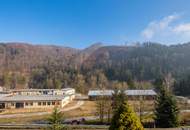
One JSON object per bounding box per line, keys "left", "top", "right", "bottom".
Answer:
{"left": 127, "top": 76, "right": 135, "bottom": 89}
{"left": 174, "top": 75, "right": 190, "bottom": 96}
{"left": 112, "top": 89, "right": 127, "bottom": 110}
{"left": 153, "top": 77, "right": 165, "bottom": 92}
{"left": 109, "top": 101, "right": 144, "bottom": 130}
{"left": 48, "top": 107, "right": 65, "bottom": 130}
{"left": 154, "top": 87, "right": 179, "bottom": 128}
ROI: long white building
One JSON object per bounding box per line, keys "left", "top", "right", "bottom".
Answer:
{"left": 0, "top": 88, "right": 75, "bottom": 109}
{"left": 88, "top": 89, "right": 156, "bottom": 100}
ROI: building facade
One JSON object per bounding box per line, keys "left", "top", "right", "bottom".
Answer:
{"left": 0, "top": 88, "right": 75, "bottom": 109}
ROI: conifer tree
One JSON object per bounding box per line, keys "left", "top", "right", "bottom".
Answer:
{"left": 109, "top": 101, "right": 144, "bottom": 130}
{"left": 48, "top": 107, "right": 65, "bottom": 130}
{"left": 112, "top": 88, "right": 127, "bottom": 110}
{"left": 154, "top": 87, "right": 179, "bottom": 128}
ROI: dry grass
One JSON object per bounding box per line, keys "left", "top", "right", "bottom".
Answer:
{"left": 0, "top": 100, "right": 189, "bottom": 127}
{"left": 0, "top": 108, "right": 52, "bottom": 115}
{"left": 180, "top": 112, "right": 190, "bottom": 122}
{"left": 0, "top": 101, "right": 97, "bottom": 124}
{"left": 128, "top": 100, "right": 155, "bottom": 112}
{"left": 64, "top": 101, "right": 96, "bottom": 118}
{"left": 0, "top": 115, "right": 49, "bottom": 124}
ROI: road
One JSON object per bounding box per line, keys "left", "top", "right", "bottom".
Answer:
{"left": 0, "top": 100, "right": 84, "bottom": 118}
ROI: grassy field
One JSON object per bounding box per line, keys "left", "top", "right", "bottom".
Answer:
{"left": 0, "top": 100, "right": 189, "bottom": 126}
{"left": 0, "top": 101, "right": 96, "bottom": 124}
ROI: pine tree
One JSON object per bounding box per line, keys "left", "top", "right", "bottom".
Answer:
{"left": 109, "top": 101, "right": 144, "bottom": 130}
{"left": 154, "top": 87, "right": 179, "bottom": 128}
{"left": 154, "top": 77, "right": 165, "bottom": 92}
{"left": 48, "top": 107, "right": 65, "bottom": 130}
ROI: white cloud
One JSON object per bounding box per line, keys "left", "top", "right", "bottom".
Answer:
{"left": 173, "top": 23, "right": 190, "bottom": 33}
{"left": 141, "top": 13, "right": 190, "bottom": 44}
{"left": 141, "top": 25, "right": 154, "bottom": 39}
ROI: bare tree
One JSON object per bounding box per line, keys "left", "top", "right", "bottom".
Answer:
{"left": 96, "top": 93, "right": 112, "bottom": 123}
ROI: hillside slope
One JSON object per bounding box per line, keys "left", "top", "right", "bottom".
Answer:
{"left": 82, "top": 43, "right": 190, "bottom": 80}
{"left": 0, "top": 42, "right": 79, "bottom": 72}
{"left": 1, "top": 42, "right": 190, "bottom": 90}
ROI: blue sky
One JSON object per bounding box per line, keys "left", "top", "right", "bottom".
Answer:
{"left": 0, "top": 0, "right": 190, "bottom": 48}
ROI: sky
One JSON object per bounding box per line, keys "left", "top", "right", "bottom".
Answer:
{"left": 0, "top": 0, "right": 190, "bottom": 48}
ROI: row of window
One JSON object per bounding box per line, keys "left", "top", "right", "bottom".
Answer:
{"left": 25, "top": 102, "right": 33, "bottom": 106}
{"left": 25, "top": 101, "right": 60, "bottom": 106}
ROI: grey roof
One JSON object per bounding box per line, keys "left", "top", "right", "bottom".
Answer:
{"left": 124, "top": 90, "right": 157, "bottom": 96}
{"left": 0, "top": 94, "right": 11, "bottom": 98}
{"left": 88, "top": 90, "right": 114, "bottom": 96}
{"left": 88, "top": 89, "right": 156, "bottom": 96}
{"left": 11, "top": 88, "right": 74, "bottom": 92}
{"left": 61, "top": 88, "right": 75, "bottom": 91}
{"left": 0, "top": 95, "right": 67, "bottom": 102}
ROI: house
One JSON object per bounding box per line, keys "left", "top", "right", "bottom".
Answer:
{"left": 88, "top": 89, "right": 156, "bottom": 100}
{"left": 0, "top": 88, "right": 75, "bottom": 109}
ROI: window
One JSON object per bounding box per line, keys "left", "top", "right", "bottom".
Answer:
{"left": 25, "top": 102, "right": 28, "bottom": 106}
{"left": 43, "top": 102, "right": 46, "bottom": 105}
{"left": 30, "top": 102, "right": 33, "bottom": 106}
{"left": 11, "top": 103, "right": 14, "bottom": 106}
{"left": 47, "top": 102, "right": 51, "bottom": 105}
{"left": 52, "top": 102, "right": 55, "bottom": 105}
{"left": 38, "top": 102, "right": 41, "bottom": 106}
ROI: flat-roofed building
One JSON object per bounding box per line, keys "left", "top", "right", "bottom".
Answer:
{"left": 88, "top": 89, "right": 156, "bottom": 100}
{"left": 0, "top": 88, "right": 75, "bottom": 109}
{"left": 124, "top": 90, "right": 157, "bottom": 100}
{"left": 0, "top": 95, "right": 71, "bottom": 109}
{"left": 88, "top": 90, "right": 114, "bottom": 100}
{"left": 11, "top": 88, "right": 75, "bottom": 96}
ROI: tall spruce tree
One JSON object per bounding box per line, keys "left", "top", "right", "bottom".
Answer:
{"left": 154, "top": 86, "right": 179, "bottom": 128}
{"left": 48, "top": 107, "right": 65, "bottom": 130}
{"left": 109, "top": 101, "right": 144, "bottom": 130}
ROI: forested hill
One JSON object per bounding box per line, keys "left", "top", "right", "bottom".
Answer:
{"left": 0, "top": 43, "right": 79, "bottom": 72}
{"left": 0, "top": 42, "right": 190, "bottom": 94}
{"left": 82, "top": 43, "right": 190, "bottom": 81}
